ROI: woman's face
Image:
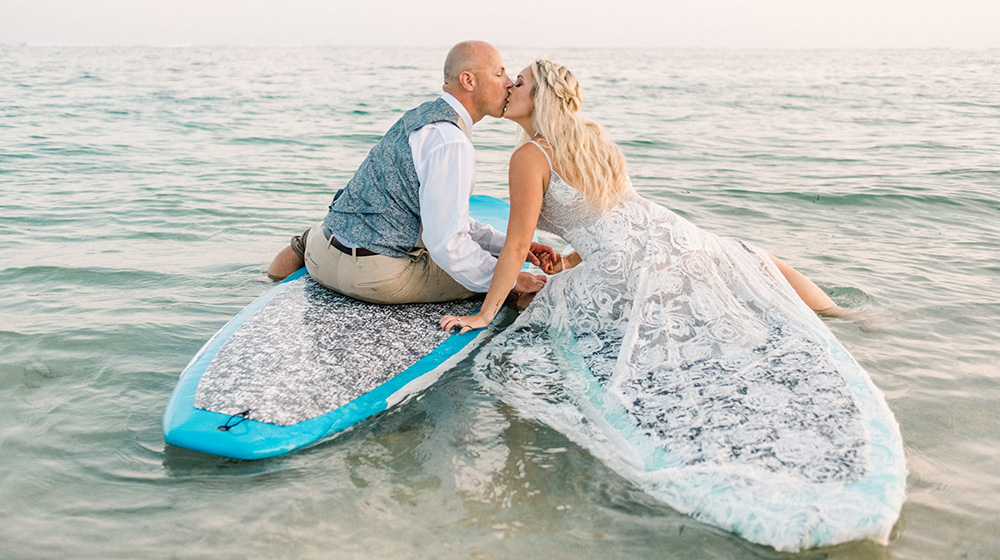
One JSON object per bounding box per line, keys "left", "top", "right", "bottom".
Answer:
{"left": 503, "top": 65, "right": 535, "bottom": 121}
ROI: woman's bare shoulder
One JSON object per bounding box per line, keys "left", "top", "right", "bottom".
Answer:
{"left": 510, "top": 141, "right": 550, "bottom": 169}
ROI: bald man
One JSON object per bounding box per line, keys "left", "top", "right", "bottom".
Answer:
{"left": 268, "top": 41, "right": 552, "bottom": 304}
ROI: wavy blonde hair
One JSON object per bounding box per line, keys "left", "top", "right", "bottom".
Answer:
{"left": 516, "top": 59, "right": 628, "bottom": 211}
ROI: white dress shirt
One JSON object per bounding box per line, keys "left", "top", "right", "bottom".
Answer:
{"left": 410, "top": 93, "right": 507, "bottom": 292}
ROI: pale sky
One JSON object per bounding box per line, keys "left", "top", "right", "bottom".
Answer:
{"left": 3, "top": 0, "right": 998, "bottom": 49}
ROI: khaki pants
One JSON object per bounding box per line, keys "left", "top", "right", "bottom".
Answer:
{"left": 302, "top": 222, "right": 477, "bottom": 304}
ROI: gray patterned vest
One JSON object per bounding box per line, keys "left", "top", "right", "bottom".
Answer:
{"left": 322, "top": 98, "right": 462, "bottom": 258}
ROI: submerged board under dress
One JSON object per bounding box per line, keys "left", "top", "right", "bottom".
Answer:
{"left": 477, "top": 149, "right": 906, "bottom": 552}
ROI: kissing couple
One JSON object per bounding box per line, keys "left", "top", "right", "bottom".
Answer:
{"left": 266, "top": 40, "right": 902, "bottom": 549}
{"left": 266, "top": 40, "right": 843, "bottom": 327}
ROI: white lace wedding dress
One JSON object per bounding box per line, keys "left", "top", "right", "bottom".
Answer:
{"left": 476, "top": 148, "right": 907, "bottom": 551}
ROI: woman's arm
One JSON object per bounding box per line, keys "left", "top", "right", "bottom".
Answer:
{"left": 440, "top": 144, "right": 550, "bottom": 334}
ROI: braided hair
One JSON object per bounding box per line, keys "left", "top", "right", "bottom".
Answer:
{"left": 515, "top": 59, "right": 628, "bottom": 211}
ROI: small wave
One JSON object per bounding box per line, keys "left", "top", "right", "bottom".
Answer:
{"left": 826, "top": 286, "right": 877, "bottom": 310}
{"left": 760, "top": 189, "right": 968, "bottom": 208}
{"left": 618, "top": 139, "right": 683, "bottom": 151}
{"left": 942, "top": 100, "right": 1000, "bottom": 110}
{"left": 227, "top": 136, "right": 317, "bottom": 146}
{"left": 36, "top": 144, "right": 112, "bottom": 157}
{"left": 928, "top": 167, "right": 999, "bottom": 178}
{"left": 867, "top": 141, "right": 968, "bottom": 152}
{"left": 0, "top": 265, "right": 174, "bottom": 289}
{"left": 0, "top": 152, "right": 40, "bottom": 160}
{"left": 320, "top": 133, "right": 384, "bottom": 144}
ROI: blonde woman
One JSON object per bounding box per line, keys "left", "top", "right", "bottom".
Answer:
{"left": 441, "top": 59, "right": 842, "bottom": 334}
{"left": 439, "top": 60, "right": 904, "bottom": 550}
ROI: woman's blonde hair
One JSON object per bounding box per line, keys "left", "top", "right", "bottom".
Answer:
{"left": 516, "top": 59, "right": 628, "bottom": 211}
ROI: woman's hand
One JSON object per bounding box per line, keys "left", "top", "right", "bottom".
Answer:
{"left": 527, "top": 242, "right": 557, "bottom": 267}
{"left": 538, "top": 253, "right": 565, "bottom": 274}
{"left": 538, "top": 251, "right": 581, "bottom": 274}
{"left": 440, "top": 312, "right": 491, "bottom": 335}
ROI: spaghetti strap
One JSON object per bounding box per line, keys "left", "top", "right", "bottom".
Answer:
{"left": 527, "top": 140, "right": 554, "bottom": 170}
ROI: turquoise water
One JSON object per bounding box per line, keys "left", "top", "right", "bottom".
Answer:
{"left": 1, "top": 46, "right": 998, "bottom": 559}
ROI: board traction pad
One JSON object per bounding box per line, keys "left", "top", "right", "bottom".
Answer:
{"left": 194, "top": 276, "right": 482, "bottom": 426}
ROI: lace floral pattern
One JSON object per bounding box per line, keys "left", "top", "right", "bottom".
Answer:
{"left": 478, "top": 174, "right": 906, "bottom": 551}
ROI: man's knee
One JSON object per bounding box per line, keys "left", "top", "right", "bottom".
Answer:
{"left": 268, "top": 246, "right": 305, "bottom": 281}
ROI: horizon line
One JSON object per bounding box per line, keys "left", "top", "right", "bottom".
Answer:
{"left": 3, "top": 43, "right": 997, "bottom": 52}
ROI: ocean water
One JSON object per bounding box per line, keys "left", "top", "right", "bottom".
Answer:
{"left": 1, "top": 46, "right": 998, "bottom": 559}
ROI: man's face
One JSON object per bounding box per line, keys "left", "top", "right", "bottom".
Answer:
{"left": 471, "top": 49, "right": 513, "bottom": 119}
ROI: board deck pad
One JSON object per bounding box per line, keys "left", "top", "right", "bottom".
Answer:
{"left": 195, "top": 276, "right": 483, "bottom": 426}
{"left": 164, "top": 195, "right": 514, "bottom": 459}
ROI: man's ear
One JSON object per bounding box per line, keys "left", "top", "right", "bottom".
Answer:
{"left": 459, "top": 70, "right": 476, "bottom": 92}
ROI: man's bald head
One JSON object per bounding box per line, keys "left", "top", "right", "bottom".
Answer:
{"left": 443, "top": 41, "right": 498, "bottom": 86}
{"left": 441, "top": 41, "right": 511, "bottom": 123}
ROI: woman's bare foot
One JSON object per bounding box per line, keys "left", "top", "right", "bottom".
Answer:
{"left": 818, "top": 305, "right": 903, "bottom": 333}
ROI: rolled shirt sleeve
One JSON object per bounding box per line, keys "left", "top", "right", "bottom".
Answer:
{"left": 412, "top": 123, "right": 506, "bottom": 293}
{"left": 468, "top": 217, "right": 506, "bottom": 256}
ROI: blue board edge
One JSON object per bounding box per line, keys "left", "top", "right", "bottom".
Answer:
{"left": 163, "top": 310, "right": 484, "bottom": 460}
{"left": 163, "top": 195, "right": 510, "bottom": 460}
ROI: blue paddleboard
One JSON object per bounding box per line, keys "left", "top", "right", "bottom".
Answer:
{"left": 163, "top": 195, "right": 512, "bottom": 459}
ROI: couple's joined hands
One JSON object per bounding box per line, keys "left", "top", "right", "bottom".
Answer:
{"left": 525, "top": 241, "right": 555, "bottom": 269}
{"left": 537, "top": 252, "right": 565, "bottom": 274}
{"left": 530, "top": 244, "right": 583, "bottom": 275}
{"left": 538, "top": 250, "right": 581, "bottom": 275}
{"left": 517, "top": 241, "right": 557, "bottom": 293}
